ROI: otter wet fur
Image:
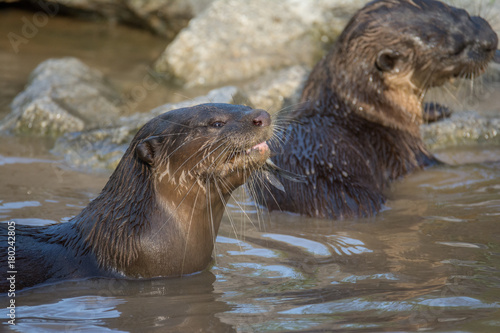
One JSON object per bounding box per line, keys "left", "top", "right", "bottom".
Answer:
{"left": 257, "top": 0, "right": 498, "bottom": 219}
{"left": 0, "top": 103, "right": 274, "bottom": 292}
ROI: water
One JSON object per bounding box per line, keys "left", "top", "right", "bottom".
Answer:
{"left": 1, "top": 7, "right": 500, "bottom": 333}
{"left": 1, "top": 146, "right": 499, "bottom": 332}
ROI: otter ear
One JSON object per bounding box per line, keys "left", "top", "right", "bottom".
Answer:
{"left": 376, "top": 49, "right": 399, "bottom": 72}
{"left": 136, "top": 136, "right": 162, "bottom": 166}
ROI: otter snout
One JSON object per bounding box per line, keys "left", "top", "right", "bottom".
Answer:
{"left": 471, "top": 16, "right": 498, "bottom": 53}
{"left": 251, "top": 110, "right": 271, "bottom": 127}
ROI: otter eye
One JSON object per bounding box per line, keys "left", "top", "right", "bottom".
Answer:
{"left": 210, "top": 121, "right": 226, "bottom": 128}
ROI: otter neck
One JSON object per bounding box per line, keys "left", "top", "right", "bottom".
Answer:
{"left": 69, "top": 153, "right": 230, "bottom": 277}
{"left": 154, "top": 175, "right": 230, "bottom": 263}
{"left": 69, "top": 156, "right": 160, "bottom": 273}
{"left": 300, "top": 49, "right": 425, "bottom": 137}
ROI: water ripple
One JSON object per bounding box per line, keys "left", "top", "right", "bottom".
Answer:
{"left": 261, "top": 234, "right": 331, "bottom": 257}
{"left": 436, "top": 241, "right": 488, "bottom": 249}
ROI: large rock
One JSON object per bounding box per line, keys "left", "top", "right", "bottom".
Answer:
{"left": 15, "top": 0, "right": 213, "bottom": 39}
{"left": 125, "top": 0, "right": 213, "bottom": 38}
{"left": 239, "top": 65, "right": 309, "bottom": 114}
{"left": 154, "top": 0, "right": 368, "bottom": 87}
{"left": 52, "top": 86, "right": 240, "bottom": 171}
{"left": 0, "top": 57, "right": 123, "bottom": 137}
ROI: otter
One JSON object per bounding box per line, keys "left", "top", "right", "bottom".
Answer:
{"left": 256, "top": 0, "right": 498, "bottom": 219}
{"left": 0, "top": 103, "right": 273, "bottom": 291}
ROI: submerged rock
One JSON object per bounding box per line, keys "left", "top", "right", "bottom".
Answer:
{"left": 52, "top": 86, "right": 240, "bottom": 171}
{"left": 154, "top": 0, "right": 367, "bottom": 87}
{"left": 422, "top": 111, "right": 500, "bottom": 150}
{"left": 0, "top": 57, "right": 123, "bottom": 137}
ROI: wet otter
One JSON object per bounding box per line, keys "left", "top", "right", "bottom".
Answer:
{"left": 257, "top": 0, "right": 498, "bottom": 219}
{"left": 0, "top": 103, "right": 273, "bottom": 291}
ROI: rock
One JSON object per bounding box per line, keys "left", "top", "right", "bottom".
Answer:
{"left": 239, "top": 65, "right": 309, "bottom": 114}
{"left": 116, "top": 0, "right": 213, "bottom": 39}
{"left": 0, "top": 57, "right": 123, "bottom": 137}
{"left": 154, "top": 0, "right": 368, "bottom": 87}
{"left": 422, "top": 111, "right": 500, "bottom": 150}
{"left": 27, "top": 0, "right": 214, "bottom": 39}
{"left": 119, "top": 85, "right": 239, "bottom": 125}
{"left": 52, "top": 86, "right": 240, "bottom": 171}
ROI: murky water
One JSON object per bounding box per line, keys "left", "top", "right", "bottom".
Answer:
{"left": 1, "top": 8, "right": 500, "bottom": 333}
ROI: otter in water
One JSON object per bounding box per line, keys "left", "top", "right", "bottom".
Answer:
{"left": 0, "top": 103, "right": 273, "bottom": 291}
{"left": 256, "top": 0, "right": 498, "bottom": 219}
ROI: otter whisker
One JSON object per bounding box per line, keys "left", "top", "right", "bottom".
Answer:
{"left": 211, "top": 175, "right": 244, "bottom": 248}
{"left": 157, "top": 139, "right": 195, "bottom": 182}
{"left": 220, "top": 170, "right": 259, "bottom": 230}
{"left": 244, "top": 173, "right": 269, "bottom": 230}
{"left": 170, "top": 138, "right": 223, "bottom": 177}
{"left": 166, "top": 136, "right": 230, "bottom": 189}
{"left": 206, "top": 176, "right": 220, "bottom": 266}
{"left": 155, "top": 177, "right": 201, "bottom": 235}
{"left": 188, "top": 138, "right": 232, "bottom": 172}
{"left": 270, "top": 100, "right": 309, "bottom": 117}
{"left": 268, "top": 128, "right": 287, "bottom": 147}
{"left": 249, "top": 169, "right": 283, "bottom": 216}
{"left": 440, "top": 82, "right": 464, "bottom": 109}
{"left": 180, "top": 184, "right": 203, "bottom": 276}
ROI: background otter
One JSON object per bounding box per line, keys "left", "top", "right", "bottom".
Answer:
{"left": 257, "top": 0, "right": 498, "bottom": 219}
{"left": 0, "top": 103, "right": 273, "bottom": 291}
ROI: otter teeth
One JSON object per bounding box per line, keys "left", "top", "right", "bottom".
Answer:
{"left": 246, "top": 141, "right": 269, "bottom": 154}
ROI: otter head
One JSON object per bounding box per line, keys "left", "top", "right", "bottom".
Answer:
{"left": 80, "top": 104, "right": 273, "bottom": 277}
{"left": 330, "top": 0, "right": 498, "bottom": 132}
{"left": 135, "top": 103, "right": 273, "bottom": 200}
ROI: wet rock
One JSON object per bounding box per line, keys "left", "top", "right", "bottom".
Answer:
{"left": 52, "top": 86, "right": 240, "bottom": 171}
{"left": 0, "top": 57, "right": 123, "bottom": 137}
{"left": 154, "top": 0, "right": 368, "bottom": 87}
{"left": 422, "top": 111, "right": 500, "bottom": 149}
{"left": 240, "top": 65, "right": 309, "bottom": 114}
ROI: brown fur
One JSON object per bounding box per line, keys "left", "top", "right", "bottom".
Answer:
{"left": 257, "top": 0, "right": 498, "bottom": 219}
{"left": 1, "top": 103, "right": 273, "bottom": 291}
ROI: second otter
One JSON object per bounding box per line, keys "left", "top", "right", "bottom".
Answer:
{"left": 1, "top": 103, "right": 273, "bottom": 291}
{"left": 258, "top": 0, "right": 498, "bottom": 219}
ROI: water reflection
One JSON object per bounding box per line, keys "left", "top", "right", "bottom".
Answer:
{"left": 1, "top": 145, "right": 500, "bottom": 332}
{"left": 1, "top": 273, "right": 235, "bottom": 332}
{"left": 210, "top": 149, "right": 500, "bottom": 332}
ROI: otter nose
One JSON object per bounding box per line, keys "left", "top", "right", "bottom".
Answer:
{"left": 252, "top": 110, "right": 271, "bottom": 127}
{"left": 471, "top": 16, "right": 498, "bottom": 52}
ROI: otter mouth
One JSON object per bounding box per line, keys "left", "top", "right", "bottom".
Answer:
{"left": 429, "top": 48, "right": 498, "bottom": 86}
{"left": 245, "top": 141, "right": 270, "bottom": 155}
{"left": 226, "top": 140, "right": 271, "bottom": 166}
{"left": 208, "top": 140, "right": 271, "bottom": 181}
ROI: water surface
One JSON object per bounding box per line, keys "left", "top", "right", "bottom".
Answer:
{"left": 1, "top": 7, "right": 500, "bottom": 333}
